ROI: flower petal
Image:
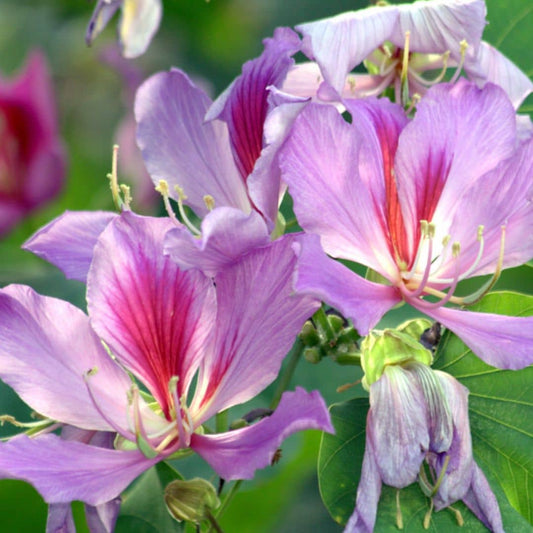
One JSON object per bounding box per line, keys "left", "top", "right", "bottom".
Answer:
{"left": 0, "top": 284, "right": 133, "bottom": 432}
{"left": 23, "top": 211, "right": 117, "bottom": 282}
{"left": 0, "top": 434, "right": 157, "bottom": 506}
{"left": 395, "top": 80, "right": 517, "bottom": 249}
{"left": 344, "top": 435, "right": 382, "bottom": 533}
{"left": 87, "top": 212, "right": 216, "bottom": 418}
{"left": 135, "top": 69, "right": 249, "bottom": 218}
{"left": 392, "top": 0, "right": 486, "bottom": 59}
{"left": 190, "top": 235, "right": 319, "bottom": 423}
{"left": 85, "top": 497, "right": 121, "bottom": 533}
{"left": 369, "top": 365, "right": 428, "bottom": 486}
{"left": 164, "top": 207, "right": 270, "bottom": 277}
{"left": 206, "top": 27, "right": 300, "bottom": 180}
{"left": 296, "top": 6, "right": 399, "bottom": 95}
{"left": 466, "top": 41, "right": 533, "bottom": 109}
{"left": 293, "top": 234, "right": 401, "bottom": 336}
{"left": 461, "top": 464, "right": 504, "bottom": 533}
{"left": 191, "top": 388, "right": 332, "bottom": 480}
{"left": 86, "top": 1, "right": 121, "bottom": 46}
{"left": 280, "top": 100, "right": 403, "bottom": 277}
{"left": 419, "top": 305, "right": 533, "bottom": 370}
{"left": 46, "top": 504, "right": 75, "bottom": 533}
{"left": 118, "top": 0, "right": 162, "bottom": 58}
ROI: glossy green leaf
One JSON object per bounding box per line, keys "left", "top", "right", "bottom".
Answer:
{"left": 115, "top": 462, "right": 183, "bottom": 533}
{"left": 434, "top": 291, "right": 533, "bottom": 524}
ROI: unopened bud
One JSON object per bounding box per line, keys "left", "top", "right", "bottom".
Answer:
{"left": 164, "top": 478, "right": 220, "bottom": 524}
{"left": 299, "top": 320, "right": 320, "bottom": 347}
{"left": 327, "top": 314, "right": 345, "bottom": 334}
{"left": 304, "top": 346, "right": 322, "bottom": 364}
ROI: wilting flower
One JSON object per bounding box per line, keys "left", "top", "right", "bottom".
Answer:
{"left": 86, "top": 0, "right": 162, "bottom": 58}
{"left": 280, "top": 79, "right": 533, "bottom": 370}
{"left": 0, "top": 212, "right": 332, "bottom": 515}
{"left": 284, "top": 0, "right": 532, "bottom": 108}
{"left": 135, "top": 28, "right": 304, "bottom": 275}
{"left": 0, "top": 52, "right": 65, "bottom": 236}
{"left": 346, "top": 325, "right": 503, "bottom": 533}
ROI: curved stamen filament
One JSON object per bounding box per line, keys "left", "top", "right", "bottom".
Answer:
{"left": 174, "top": 185, "right": 202, "bottom": 236}
{"left": 155, "top": 179, "right": 182, "bottom": 228}
{"left": 169, "top": 376, "right": 191, "bottom": 448}
{"left": 408, "top": 50, "right": 450, "bottom": 88}
{"left": 404, "top": 230, "right": 434, "bottom": 299}
{"left": 449, "top": 40, "right": 468, "bottom": 84}
{"left": 402, "top": 220, "right": 430, "bottom": 281}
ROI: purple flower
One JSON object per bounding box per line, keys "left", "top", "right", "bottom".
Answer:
{"left": 0, "top": 52, "right": 66, "bottom": 237}
{"left": 0, "top": 212, "right": 332, "bottom": 511}
{"left": 284, "top": 0, "right": 532, "bottom": 108}
{"left": 134, "top": 28, "right": 304, "bottom": 274}
{"left": 346, "top": 357, "right": 503, "bottom": 533}
{"left": 86, "top": 0, "right": 162, "bottom": 58}
{"left": 280, "top": 79, "right": 533, "bottom": 370}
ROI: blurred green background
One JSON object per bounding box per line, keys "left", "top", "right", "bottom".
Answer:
{"left": 0, "top": 0, "right": 531, "bottom": 531}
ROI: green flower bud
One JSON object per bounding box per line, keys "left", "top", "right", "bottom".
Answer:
{"left": 164, "top": 478, "right": 220, "bottom": 524}
{"left": 299, "top": 320, "right": 321, "bottom": 347}
{"left": 361, "top": 327, "right": 432, "bottom": 389}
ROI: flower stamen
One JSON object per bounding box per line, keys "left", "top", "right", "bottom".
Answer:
{"left": 449, "top": 39, "right": 469, "bottom": 84}
{"left": 174, "top": 185, "right": 202, "bottom": 236}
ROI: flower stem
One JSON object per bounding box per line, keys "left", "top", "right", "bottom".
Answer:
{"left": 270, "top": 338, "right": 304, "bottom": 410}
{"left": 208, "top": 480, "right": 243, "bottom": 533}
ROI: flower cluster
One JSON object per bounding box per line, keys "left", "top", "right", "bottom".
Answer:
{"left": 0, "top": 0, "right": 531, "bottom": 532}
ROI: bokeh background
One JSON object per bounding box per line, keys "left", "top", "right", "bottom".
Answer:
{"left": 0, "top": 0, "right": 531, "bottom": 531}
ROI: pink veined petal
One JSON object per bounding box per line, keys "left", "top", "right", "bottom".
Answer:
{"left": 369, "top": 366, "right": 429, "bottom": 487}
{"left": 206, "top": 27, "right": 301, "bottom": 181}
{"left": 279, "top": 101, "right": 399, "bottom": 277}
{"left": 191, "top": 388, "right": 332, "bottom": 480}
{"left": 461, "top": 464, "right": 504, "bottom": 533}
{"left": 189, "top": 235, "right": 319, "bottom": 424}
{"left": 118, "top": 0, "right": 162, "bottom": 59}
{"left": 466, "top": 41, "right": 533, "bottom": 109}
{"left": 344, "top": 432, "right": 382, "bottom": 533}
{"left": 0, "top": 284, "right": 133, "bottom": 432}
{"left": 395, "top": 80, "right": 517, "bottom": 252}
{"left": 88, "top": 212, "right": 216, "bottom": 419}
{"left": 293, "top": 234, "right": 402, "bottom": 336}
{"left": 281, "top": 62, "right": 325, "bottom": 100}
{"left": 135, "top": 69, "right": 249, "bottom": 218}
{"left": 392, "top": 0, "right": 486, "bottom": 59}
{"left": 46, "top": 503, "right": 75, "bottom": 533}
{"left": 417, "top": 304, "right": 533, "bottom": 370}
{"left": 164, "top": 207, "right": 270, "bottom": 277}
{"left": 0, "top": 434, "right": 158, "bottom": 506}
{"left": 296, "top": 6, "right": 399, "bottom": 95}
{"left": 437, "top": 135, "right": 533, "bottom": 280}
{"left": 23, "top": 210, "right": 117, "bottom": 282}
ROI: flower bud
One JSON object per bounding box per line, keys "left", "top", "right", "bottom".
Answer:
{"left": 164, "top": 478, "right": 220, "bottom": 524}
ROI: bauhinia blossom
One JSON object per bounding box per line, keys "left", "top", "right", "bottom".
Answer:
{"left": 86, "top": 0, "right": 162, "bottom": 58}
{"left": 0, "top": 52, "right": 65, "bottom": 236}
{"left": 284, "top": 0, "right": 532, "bottom": 108}
{"left": 346, "top": 325, "right": 503, "bottom": 533}
{"left": 135, "top": 28, "right": 305, "bottom": 275}
{"left": 280, "top": 79, "right": 533, "bottom": 370}
{"left": 0, "top": 212, "right": 332, "bottom": 515}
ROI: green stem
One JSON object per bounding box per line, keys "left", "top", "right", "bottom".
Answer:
{"left": 215, "top": 409, "right": 228, "bottom": 433}
{"left": 208, "top": 480, "right": 243, "bottom": 533}
{"left": 270, "top": 338, "right": 304, "bottom": 410}
{"left": 205, "top": 510, "right": 225, "bottom": 533}
{"left": 313, "top": 307, "right": 335, "bottom": 342}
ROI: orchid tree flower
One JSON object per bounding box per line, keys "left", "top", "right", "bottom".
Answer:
{"left": 345, "top": 324, "right": 503, "bottom": 533}
{"left": 135, "top": 28, "right": 305, "bottom": 275}
{"left": 284, "top": 0, "right": 532, "bottom": 109}
{"left": 280, "top": 79, "right": 533, "bottom": 370}
{"left": 86, "top": 0, "right": 162, "bottom": 58}
{"left": 0, "top": 212, "right": 332, "bottom": 520}
{"left": 0, "top": 52, "right": 66, "bottom": 237}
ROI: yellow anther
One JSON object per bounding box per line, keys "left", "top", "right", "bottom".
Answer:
{"left": 348, "top": 76, "right": 357, "bottom": 93}
{"left": 203, "top": 194, "right": 215, "bottom": 211}
{"left": 452, "top": 242, "right": 461, "bottom": 258}
{"left": 155, "top": 179, "right": 170, "bottom": 196}
{"left": 420, "top": 219, "right": 429, "bottom": 237}
{"left": 120, "top": 184, "right": 132, "bottom": 206}
{"left": 442, "top": 234, "right": 451, "bottom": 247}
{"left": 427, "top": 223, "right": 436, "bottom": 239}
{"left": 459, "top": 39, "right": 468, "bottom": 55}
{"left": 174, "top": 184, "right": 187, "bottom": 201}
{"left": 448, "top": 505, "right": 464, "bottom": 527}
{"left": 477, "top": 225, "right": 484, "bottom": 240}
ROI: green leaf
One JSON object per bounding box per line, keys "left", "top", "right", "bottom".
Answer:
{"left": 317, "top": 396, "right": 532, "bottom": 531}
{"left": 115, "top": 462, "right": 183, "bottom": 533}
{"left": 434, "top": 291, "right": 533, "bottom": 524}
